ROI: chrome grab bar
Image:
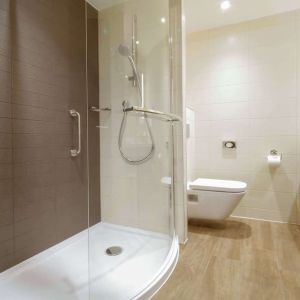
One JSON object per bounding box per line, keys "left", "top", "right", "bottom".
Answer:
{"left": 123, "top": 105, "right": 181, "bottom": 122}
{"left": 69, "top": 109, "right": 81, "bottom": 157}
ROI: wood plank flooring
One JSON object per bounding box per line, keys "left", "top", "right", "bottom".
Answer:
{"left": 154, "top": 218, "right": 300, "bottom": 300}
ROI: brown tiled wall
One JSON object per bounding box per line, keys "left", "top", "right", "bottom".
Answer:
{"left": 0, "top": 0, "right": 13, "bottom": 272}
{"left": 0, "top": 0, "right": 100, "bottom": 272}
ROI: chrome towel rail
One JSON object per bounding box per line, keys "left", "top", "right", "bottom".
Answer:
{"left": 123, "top": 105, "right": 181, "bottom": 122}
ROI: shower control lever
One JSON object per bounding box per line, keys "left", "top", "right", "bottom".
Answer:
{"left": 69, "top": 109, "right": 81, "bottom": 157}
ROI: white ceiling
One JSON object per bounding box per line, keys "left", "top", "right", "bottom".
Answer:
{"left": 185, "top": 0, "right": 300, "bottom": 33}
{"left": 87, "top": 0, "right": 127, "bottom": 10}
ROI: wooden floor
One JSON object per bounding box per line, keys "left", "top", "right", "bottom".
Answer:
{"left": 154, "top": 218, "right": 300, "bottom": 300}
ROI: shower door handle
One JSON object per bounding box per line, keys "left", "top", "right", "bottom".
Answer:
{"left": 69, "top": 109, "right": 81, "bottom": 157}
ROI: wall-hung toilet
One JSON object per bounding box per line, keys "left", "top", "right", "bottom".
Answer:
{"left": 187, "top": 178, "right": 247, "bottom": 221}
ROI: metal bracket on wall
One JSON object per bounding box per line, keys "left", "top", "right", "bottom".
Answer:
{"left": 89, "top": 106, "right": 111, "bottom": 112}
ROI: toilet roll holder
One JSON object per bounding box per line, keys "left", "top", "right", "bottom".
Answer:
{"left": 268, "top": 149, "right": 282, "bottom": 167}
{"left": 270, "top": 149, "right": 282, "bottom": 158}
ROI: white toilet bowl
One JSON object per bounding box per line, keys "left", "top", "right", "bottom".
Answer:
{"left": 187, "top": 178, "right": 247, "bottom": 221}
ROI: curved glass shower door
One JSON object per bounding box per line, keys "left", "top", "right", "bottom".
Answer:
{"left": 0, "top": 0, "right": 178, "bottom": 299}
{"left": 87, "top": 0, "right": 178, "bottom": 298}
{"left": 88, "top": 117, "right": 177, "bottom": 299}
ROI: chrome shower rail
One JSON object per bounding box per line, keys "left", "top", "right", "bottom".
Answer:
{"left": 123, "top": 106, "right": 181, "bottom": 122}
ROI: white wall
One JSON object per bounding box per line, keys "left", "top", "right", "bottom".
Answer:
{"left": 186, "top": 10, "right": 300, "bottom": 223}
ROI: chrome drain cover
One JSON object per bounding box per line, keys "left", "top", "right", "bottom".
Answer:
{"left": 105, "top": 246, "right": 123, "bottom": 256}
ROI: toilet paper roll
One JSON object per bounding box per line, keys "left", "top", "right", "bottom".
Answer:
{"left": 267, "top": 155, "right": 281, "bottom": 167}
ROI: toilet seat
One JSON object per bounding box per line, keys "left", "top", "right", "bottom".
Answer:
{"left": 189, "top": 178, "right": 247, "bottom": 193}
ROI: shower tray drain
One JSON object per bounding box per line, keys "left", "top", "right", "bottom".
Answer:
{"left": 105, "top": 246, "right": 123, "bottom": 256}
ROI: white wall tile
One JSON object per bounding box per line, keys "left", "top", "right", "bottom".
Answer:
{"left": 240, "top": 190, "right": 297, "bottom": 212}
{"left": 248, "top": 62, "right": 296, "bottom": 85}
{"left": 194, "top": 120, "right": 212, "bottom": 137}
{"left": 249, "top": 118, "right": 297, "bottom": 136}
{"left": 210, "top": 66, "right": 249, "bottom": 87}
{"left": 248, "top": 98, "right": 297, "bottom": 119}
{"left": 210, "top": 119, "right": 251, "bottom": 138}
{"left": 208, "top": 84, "right": 249, "bottom": 103}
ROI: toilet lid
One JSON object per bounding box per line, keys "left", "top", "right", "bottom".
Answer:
{"left": 189, "top": 178, "right": 247, "bottom": 193}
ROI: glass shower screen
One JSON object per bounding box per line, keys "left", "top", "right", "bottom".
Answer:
{"left": 87, "top": 0, "right": 177, "bottom": 299}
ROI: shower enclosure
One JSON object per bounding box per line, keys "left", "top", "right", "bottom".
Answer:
{"left": 0, "top": 0, "right": 180, "bottom": 299}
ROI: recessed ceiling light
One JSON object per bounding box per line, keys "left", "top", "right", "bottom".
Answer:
{"left": 220, "top": 0, "right": 231, "bottom": 11}
{"left": 161, "top": 17, "right": 166, "bottom": 24}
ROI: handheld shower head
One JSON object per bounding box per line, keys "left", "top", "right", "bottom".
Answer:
{"left": 118, "top": 44, "right": 131, "bottom": 57}
{"left": 118, "top": 43, "right": 141, "bottom": 96}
